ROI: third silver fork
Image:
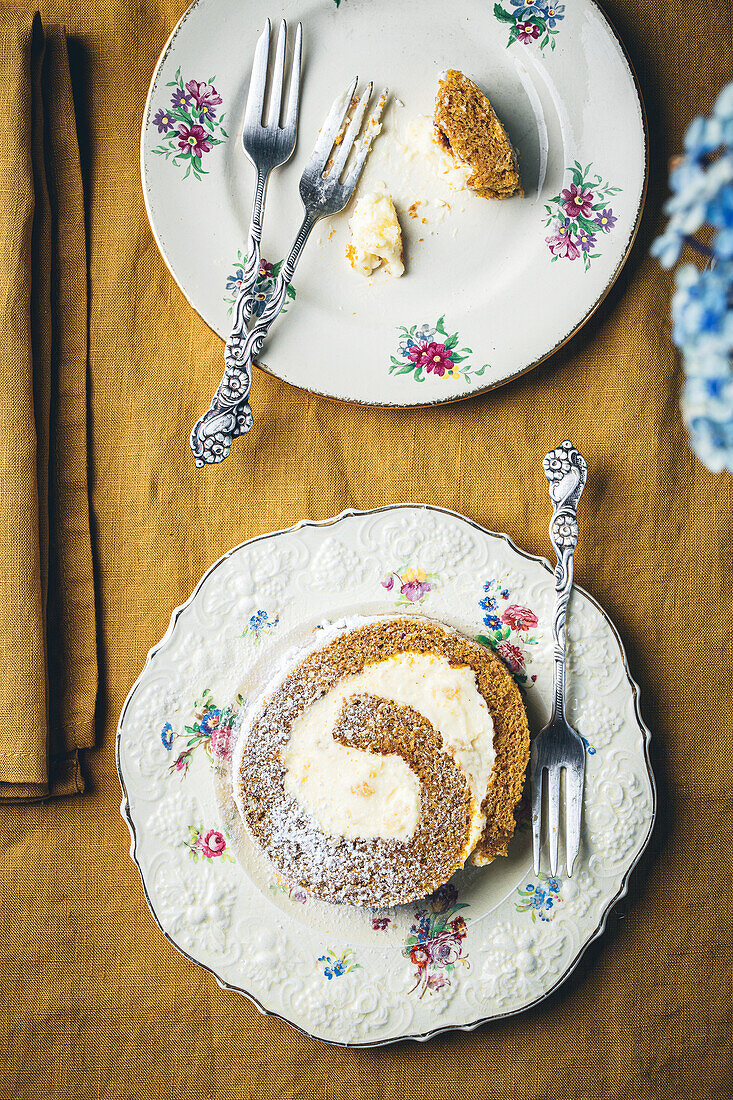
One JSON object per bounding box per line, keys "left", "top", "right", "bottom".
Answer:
{"left": 530, "top": 440, "right": 588, "bottom": 878}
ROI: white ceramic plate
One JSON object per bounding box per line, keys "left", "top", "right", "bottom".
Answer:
{"left": 141, "top": 0, "right": 647, "bottom": 407}
{"left": 117, "top": 505, "right": 655, "bottom": 1046}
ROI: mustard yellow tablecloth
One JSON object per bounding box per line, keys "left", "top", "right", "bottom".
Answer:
{"left": 0, "top": 1, "right": 731, "bottom": 1097}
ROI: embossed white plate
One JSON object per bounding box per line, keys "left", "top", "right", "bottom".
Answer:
{"left": 141, "top": 0, "right": 647, "bottom": 407}
{"left": 117, "top": 505, "right": 655, "bottom": 1046}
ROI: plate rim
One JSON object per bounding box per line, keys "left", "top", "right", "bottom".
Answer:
{"left": 116, "top": 502, "right": 657, "bottom": 1046}
{"left": 139, "top": 0, "right": 650, "bottom": 410}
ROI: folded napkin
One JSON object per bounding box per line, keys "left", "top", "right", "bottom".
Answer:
{"left": 0, "top": 9, "right": 96, "bottom": 800}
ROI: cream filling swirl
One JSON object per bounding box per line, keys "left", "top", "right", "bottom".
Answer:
{"left": 280, "top": 651, "right": 495, "bottom": 845}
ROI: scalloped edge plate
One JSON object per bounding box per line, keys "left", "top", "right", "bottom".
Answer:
{"left": 117, "top": 504, "right": 656, "bottom": 1046}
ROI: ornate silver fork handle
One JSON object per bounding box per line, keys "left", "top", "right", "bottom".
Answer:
{"left": 542, "top": 440, "right": 588, "bottom": 720}
{"left": 237, "top": 170, "right": 268, "bottom": 332}
{"left": 190, "top": 213, "right": 317, "bottom": 465}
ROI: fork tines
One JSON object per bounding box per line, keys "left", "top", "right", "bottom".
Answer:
{"left": 531, "top": 744, "right": 585, "bottom": 878}
{"left": 245, "top": 18, "right": 302, "bottom": 133}
{"left": 306, "top": 77, "right": 387, "bottom": 190}
{"left": 343, "top": 87, "right": 388, "bottom": 190}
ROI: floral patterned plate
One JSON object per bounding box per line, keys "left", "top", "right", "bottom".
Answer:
{"left": 117, "top": 505, "right": 655, "bottom": 1046}
{"left": 141, "top": 0, "right": 647, "bottom": 407}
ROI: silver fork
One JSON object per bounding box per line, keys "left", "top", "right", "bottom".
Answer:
{"left": 190, "top": 78, "right": 386, "bottom": 466}
{"left": 236, "top": 19, "right": 301, "bottom": 332}
{"left": 189, "top": 18, "right": 302, "bottom": 466}
{"left": 530, "top": 441, "right": 588, "bottom": 878}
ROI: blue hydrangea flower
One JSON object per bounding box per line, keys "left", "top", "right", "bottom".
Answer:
{"left": 674, "top": 263, "right": 733, "bottom": 473}
{"left": 715, "top": 229, "right": 733, "bottom": 261}
{"left": 686, "top": 372, "right": 733, "bottom": 417}
{"left": 708, "top": 189, "right": 733, "bottom": 259}
{"left": 708, "top": 185, "right": 733, "bottom": 230}
{"left": 651, "top": 228, "right": 684, "bottom": 269}
{"left": 684, "top": 114, "right": 725, "bottom": 159}
{"left": 671, "top": 263, "right": 733, "bottom": 350}
{"left": 652, "top": 124, "right": 733, "bottom": 269}
{"left": 687, "top": 415, "right": 733, "bottom": 472}
{"left": 652, "top": 80, "right": 733, "bottom": 473}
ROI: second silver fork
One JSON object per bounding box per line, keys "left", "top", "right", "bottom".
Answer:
{"left": 191, "top": 77, "right": 386, "bottom": 466}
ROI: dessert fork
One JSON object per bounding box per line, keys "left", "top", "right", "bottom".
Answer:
{"left": 235, "top": 20, "right": 301, "bottom": 337}
{"left": 190, "top": 78, "right": 386, "bottom": 466}
{"left": 530, "top": 441, "right": 588, "bottom": 878}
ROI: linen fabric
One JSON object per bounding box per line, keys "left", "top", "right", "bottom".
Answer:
{"left": 0, "top": 8, "right": 96, "bottom": 801}
{"left": 0, "top": 1, "right": 731, "bottom": 1098}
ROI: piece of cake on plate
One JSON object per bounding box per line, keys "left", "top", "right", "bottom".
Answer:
{"left": 434, "top": 69, "right": 522, "bottom": 200}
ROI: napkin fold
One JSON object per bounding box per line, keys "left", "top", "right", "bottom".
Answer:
{"left": 0, "top": 9, "right": 96, "bottom": 800}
